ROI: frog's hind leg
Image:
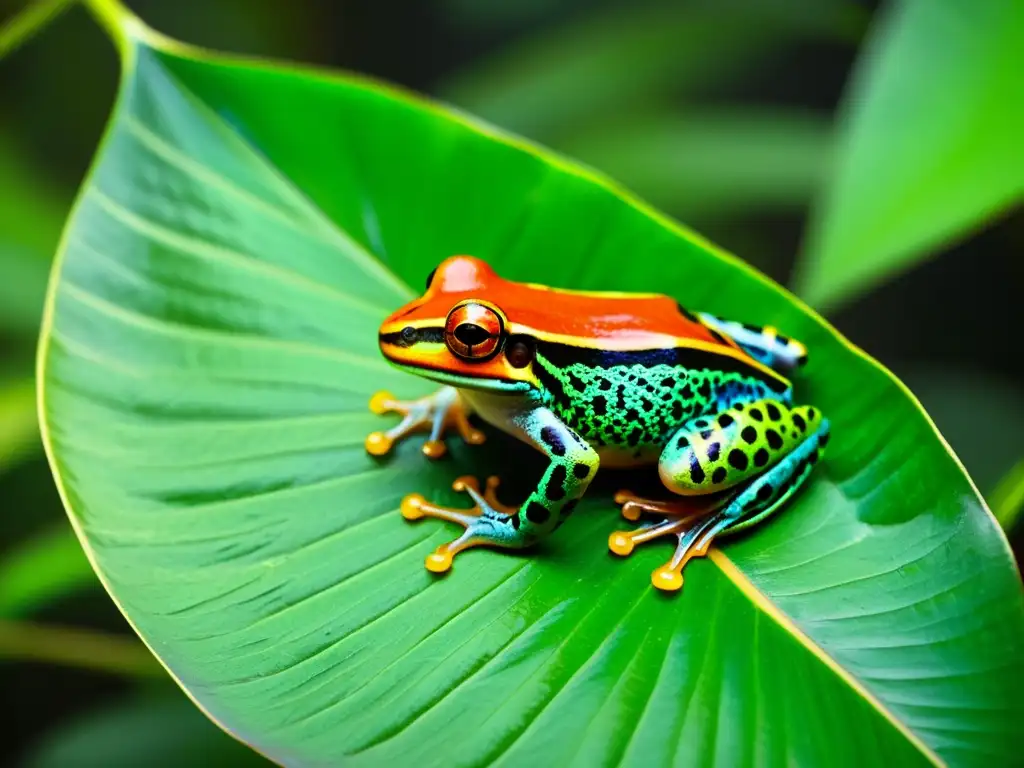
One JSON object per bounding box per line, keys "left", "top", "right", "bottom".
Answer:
{"left": 719, "top": 419, "right": 829, "bottom": 536}
{"left": 611, "top": 417, "right": 830, "bottom": 592}
{"left": 658, "top": 398, "right": 825, "bottom": 498}
{"left": 607, "top": 490, "right": 738, "bottom": 591}
{"left": 697, "top": 312, "right": 807, "bottom": 371}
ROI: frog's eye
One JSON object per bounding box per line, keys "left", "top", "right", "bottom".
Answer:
{"left": 445, "top": 302, "right": 503, "bottom": 360}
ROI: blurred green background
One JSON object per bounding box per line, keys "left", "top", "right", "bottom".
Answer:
{"left": 1, "top": 0, "right": 1021, "bottom": 764}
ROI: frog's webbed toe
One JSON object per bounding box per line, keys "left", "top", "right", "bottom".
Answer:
{"left": 609, "top": 490, "right": 735, "bottom": 592}
{"left": 612, "top": 489, "right": 722, "bottom": 522}
{"left": 365, "top": 386, "right": 485, "bottom": 460}
{"left": 611, "top": 416, "right": 829, "bottom": 592}
{"left": 607, "top": 514, "right": 703, "bottom": 558}
{"left": 480, "top": 475, "right": 520, "bottom": 516}
{"left": 609, "top": 509, "right": 735, "bottom": 593}
{"left": 402, "top": 476, "right": 523, "bottom": 573}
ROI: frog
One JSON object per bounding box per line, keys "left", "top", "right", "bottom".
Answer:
{"left": 365, "top": 255, "right": 829, "bottom": 592}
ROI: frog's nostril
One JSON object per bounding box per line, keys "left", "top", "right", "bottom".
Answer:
{"left": 454, "top": 323, "right": 490, "bottom": 346}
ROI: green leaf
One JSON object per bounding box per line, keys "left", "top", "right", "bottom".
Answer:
{"left": 0, "top": 129, "right": 68, "bottom": 335}
{"left": 0, "top": 525, "right": 95, "bottom": 617}
{"left": 436, "top": 0, "right": 864, "bottom": 141}
{"left": 0, "top": 243, "right": 52, "bottom": 335}
{"left": 897, "top": 365, "right": 1024, "bottom": 500}
{"left": 38, "top": 2, "right": 1024, "bottom": 766}
{"left": 20, "top": 694, "right": 271, "bottom": 767}
{"left": 559, "top": 108, "right": 834, "bottom": 219}
{"left": 794, "top": 0, "right": 1024, "bottom": 310}
{"left": 0, "top": 375, "right": 38, "bottom": 473}
{"left": 1, "top": 2, "right": 77, "bottom": 338}
{"left": 0, "top": 0, "right": 75, "bottom": 60}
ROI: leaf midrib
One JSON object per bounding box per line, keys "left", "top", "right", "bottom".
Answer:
{"left": 710, "top": 550, "right": 943, "bottom": 766}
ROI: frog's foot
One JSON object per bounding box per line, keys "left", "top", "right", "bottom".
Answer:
{"left": 401, "top": 475, "right": 525, "bottom": 573}
{"left": 609, "top": 505, "right": 737, "bottom": 593}
{"left": 479, "top": 475, "right": 520, "bottom": 516}
{"left": 652, "top": 509, "right": 740, "bottom": 592}
{"left": 609, "top": 490, "right": 736, "bottom": 592}
{"left": 365, "top": 386, "right": 485, "bottom": 460}
{"left": 611, "top": 418, "right": 830, "bottom": 593}
{"left": 607, "top": 512, "right": 705, "bottom": 557}
{"left": 613, "top": 489, "right": 724, "bottom": 522}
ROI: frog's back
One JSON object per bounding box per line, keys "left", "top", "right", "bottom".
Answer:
{"left": 521, "top": 289, "right": 793, "bottom": 465}
{"left": 502, "top": 281, "right": 732, "bottom": 353}
{"left": 521, "top": 285, "right": 791, "bottom": 395}
{"left": 404, "top": 254, "right": 759, "bottom": 360}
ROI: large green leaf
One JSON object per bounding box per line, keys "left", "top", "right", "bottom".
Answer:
{"left": 37, "top": 2, "right": 1024, "bottom": 766}
{"left": 558, "top": 108, "right": 834, "bottom": 219}
{"left": 793, "top": 0, "right": 1024, "bottom": 310}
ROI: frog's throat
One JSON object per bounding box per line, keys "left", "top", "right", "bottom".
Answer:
{"left": 385, "top": 360, "right": 533, "bottom": 395}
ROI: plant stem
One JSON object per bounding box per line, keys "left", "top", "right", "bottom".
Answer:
{"left": 81, "top": 0, "right": 135, "bottom": 56}
{"left": 990, "top": 458, "right": 1024, "bottom": 534}
{"left": 0, "top": 619, "right": 166, "bottom": 677}
{"left": 0, "top": 0, "right": 76, "bottom": 60}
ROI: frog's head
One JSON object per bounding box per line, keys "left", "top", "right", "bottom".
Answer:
{"left": 378, "top": 256, "right": 538, "bottom": 393}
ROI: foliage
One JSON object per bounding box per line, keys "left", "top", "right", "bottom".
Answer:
{"left": 20, "top": 694, "right": 269, "bottom": 767}
{"left": 559, "top": 108, "right": 834, "bottom": 219}
{"left": 0, "top": 376, "right": 39, "bottom": 474}
{"left": 794, "top": 0, "right": 1024, "bottom": 309}
{"left": 0, "top": 129, "right": 68, "bottom": 336}
{"left": 0, "top": 0, "right": 1022, "bottom": 765}
{"left": 21, "top": 0, "right": 1024, "bottom": 765}
{"left": 990, "top": 458, "right": 1024, "bottom": 534}
{"left": 436, "top": 0, "right": 865, "bottom": 143}
{"left": 0, "top": 525, "right": 93, "bottom": 617}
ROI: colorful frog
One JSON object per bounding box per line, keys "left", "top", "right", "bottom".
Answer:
{"left": 365, "top": 256, "right": 829, "bottom": 591}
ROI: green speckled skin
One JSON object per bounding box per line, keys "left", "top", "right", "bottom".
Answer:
{"left": 658, "top": 398, "right": 826, "bottom": 496}
{"left": 533, "top": 357, "right": 777, "bottom": 458}
{"left": 527, "top": 348, "right": 829, "bottom": 533}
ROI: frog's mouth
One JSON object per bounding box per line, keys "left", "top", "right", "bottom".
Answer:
{"left": 378, "top": 330, "right": 534, "bottom": 394}
{"left": 387, "top": 360, "right": 532, "bottom": 394}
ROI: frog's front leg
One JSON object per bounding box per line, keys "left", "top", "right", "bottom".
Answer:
{"left": 400, "top": 407, "right": 599, "bottom": 574}
{"left": 365, "top": 386, "right": 485, "bottom": 459}
{"left": 612, "top": 399, "right": 830, "bottom": 592}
